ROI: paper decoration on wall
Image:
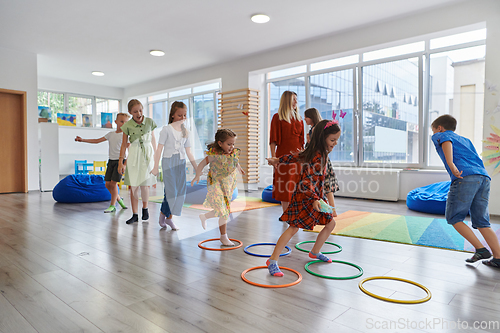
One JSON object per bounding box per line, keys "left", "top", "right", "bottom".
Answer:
{"left": 486, "top": 79, "right": 498, "bottom": 94}
{"left": 332, "top": 110, "right": 347, "bottom": 120}
{"left": 482, "top": 124, "right": 500, "bottom": 176}
{"left": 82, "top": 114, "right": 92, "bottom": 127}
{"left": 101, "top": 112, "right": 113, "bottom": 128}
{"left": 57, "top": 113, "right": 76, "bottom": 126}
{"left": 485, "top": 99, "right": 500, "bottom": 115}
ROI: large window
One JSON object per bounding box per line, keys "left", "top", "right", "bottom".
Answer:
{"left": 310, "top": 69, "right": 354, "bottom": 162}
{"left": 145, "top": 81, "right": 220, "bottom": 165}
{"left": 37, "top": 91, "right": 64, "bottom": 123}
{"left": 193, "top": 93, "right": 215, "bottom": 159}
{"left": 362, "top": 58, "right": 419, "bottom": 164}
{"left": 96, "top": 98, "right": 120, "bottom": 128}
{"left": 268, "top": 77, "right": 306, "bottom": 120}
{"left": 68, "top": 95, "right": 93, "bottom": 127}
{"left": 37, "top": 91, "right": 121, "bottom": 128}
{"left": 265, "top": 26, "right": 486, "bottom": 168}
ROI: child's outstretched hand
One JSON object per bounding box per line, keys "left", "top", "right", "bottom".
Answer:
{"left": 237, "top": 165, "right": 246, "bottom": 175}
{"left": 191, "top": 175, "right": 200, "bottom": 187}
{"left": 266, "top": 157, "right": 279, "bottom": 167}
{"left": 75, "top": 136, "right": 82, "bottom": 142}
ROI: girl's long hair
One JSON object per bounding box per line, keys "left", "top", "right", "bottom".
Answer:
{"left": 278, "top": 91, "right": 301, "bottom": 123}
{"left": 169, "top": 101, "right": 188, "bottom": 138}
{"left": 206, "top": 128, "right": 237, "bottom": 153}
{"left": 304, "top": 108, "right": 322, "bottom": 127}
{"left": 298, "top": 119, "right": 340, "bottom": 168}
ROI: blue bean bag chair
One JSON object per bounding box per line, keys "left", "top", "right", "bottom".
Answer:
{"left": 53, "top": 174, "right": 111, "bottom": 203}
{"left": 186, "top": 180, "right": 238, "bottom": 205}
{"left": 262, "top": 185, "right": 280, "bottom": 204}
{"left": 406, "top": 181, "right": 450, "bottom": 215}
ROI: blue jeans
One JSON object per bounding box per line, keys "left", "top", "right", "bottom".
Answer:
{"left": 445, "top": 175, "right": 490, "bottom": 229}
{"left": 160, "top": 154, "right": 186, "bottom": 217}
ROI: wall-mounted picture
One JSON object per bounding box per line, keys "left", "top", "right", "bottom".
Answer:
{"left": 56, "top": 113, "right": 76, "bottom": 126}
{"left": 82, "top": 114, "right": 92, "bottom": 127}
{"left": 38, "top": 106, "right": 51, "bottom": 121}
{"left": 101, "top": 112, "right": 113, "bottom": 128}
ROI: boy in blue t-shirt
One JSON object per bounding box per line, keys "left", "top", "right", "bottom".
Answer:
{"left": 431, "top": 114, "right": 500, "bottom": 268}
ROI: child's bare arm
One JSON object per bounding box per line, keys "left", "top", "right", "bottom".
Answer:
{"left": 326, "top": 192, "right": 337, "bottom": 217}
{"left": 151, "top": 131, "right": 157, "bottom": 151}
{"left": 191, "top": 156, "right": 209, "bottom": 186}
{"left": 75, "top": 136, "right": 106, "bottom": 144}
{"left": 237, "top": 163, "right": 245, "bottom": 175}
{"left": 118, "top": 132, "right": 128, "bottom": 174}
{"left": 269, "top": 142, "right": 277, "bottom": 158}
{"left": 442, "top": 141, "right": 463, "bottom": 178}
{"left": 185, "top": 147, "right": 198, "bottom": 170}
{"left": 152, "top": 143, "right": 164, "bottom": 176}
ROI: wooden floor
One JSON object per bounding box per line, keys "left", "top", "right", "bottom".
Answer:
{"left": 0, "top": 187, "right": 499, "bottom": 333}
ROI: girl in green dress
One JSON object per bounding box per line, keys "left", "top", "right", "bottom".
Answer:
{"left": 118, "top": 99, "right": 157, "bottom": 224}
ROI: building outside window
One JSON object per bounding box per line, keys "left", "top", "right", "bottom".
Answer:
{"left": 264, "top": 26, "right": 486, "bottom": 168}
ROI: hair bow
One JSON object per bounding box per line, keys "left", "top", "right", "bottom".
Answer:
{"left": 324, "top": 120, "right": 339, "bottom": 129}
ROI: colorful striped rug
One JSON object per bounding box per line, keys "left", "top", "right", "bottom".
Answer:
{"left": 311, "top": 210, "right": 500, "bottom": 252}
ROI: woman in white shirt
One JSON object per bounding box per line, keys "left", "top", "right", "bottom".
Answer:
{"left": 152, "top": 101, "right": 197, "bottom": 230}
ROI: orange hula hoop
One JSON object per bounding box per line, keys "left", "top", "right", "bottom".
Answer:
{"left": 198, "top": 238, "right": 243, "bottom": 251}
{"left": 241, "top": 266, "right": 302, "bottom": 288}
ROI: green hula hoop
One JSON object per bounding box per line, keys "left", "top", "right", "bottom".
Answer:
{"left": 295, "top": 241, "right": 342, "bottom": 254}
{"left": 305, "top": 260, "right": 363, "bottom": 280}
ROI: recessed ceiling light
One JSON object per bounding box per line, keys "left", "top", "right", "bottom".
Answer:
{"left": 251, "top": 14, "right": 270, "bottom": 24}
{"left": 92, "top": 71, "right": 104, "bottom": 76}
{"left": 150, "top": 50, "right": 165, "bottom": 56}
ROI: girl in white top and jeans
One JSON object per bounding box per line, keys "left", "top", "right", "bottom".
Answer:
{"left": 152, "top": 101, "right": 197, "bottom": 230}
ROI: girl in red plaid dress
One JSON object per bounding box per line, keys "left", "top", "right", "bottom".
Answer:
{"left": 265, "top": 119, "right": 341, "bottom": 276}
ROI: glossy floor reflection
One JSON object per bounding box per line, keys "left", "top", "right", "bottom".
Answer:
{"left": 0, "top": 188, "right": 499, "bottom": 333}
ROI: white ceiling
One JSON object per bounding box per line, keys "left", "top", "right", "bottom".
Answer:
{"left": 1, "top": 0, "right": 464, "bottom": 88}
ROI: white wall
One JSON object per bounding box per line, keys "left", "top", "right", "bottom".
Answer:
{"left": 399, "top": 170, "right": 449, "bottom": 200}
{"left": 453, "top": 60, "right": 485, "bottom": 153}
{"left": 260, "top": 165, "right": 449, "bottom": 201}
{"left": 58, "top": 127, "right": 111, "bottom": 175}
{"left": 483, "top": 11, "right": 500, "bottom": 215}
{"left": 0, "top": 47, "right": 39, "bottom": 191}
{"left": 38, "top": 76, "right": 124, "bottom": 100}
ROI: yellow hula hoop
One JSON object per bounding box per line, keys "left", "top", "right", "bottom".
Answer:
{"left": 358, "top": 276, "right": 432, "bottom": 304}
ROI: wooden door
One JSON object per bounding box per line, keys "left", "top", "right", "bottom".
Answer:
{"left": 0, "top": 89, "right": 27, "bottom": 193}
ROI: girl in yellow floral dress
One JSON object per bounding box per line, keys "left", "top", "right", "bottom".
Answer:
{"left": 191, "top": 129, "right": 245, "bottom": 245}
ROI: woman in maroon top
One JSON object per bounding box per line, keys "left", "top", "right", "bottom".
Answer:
{"left": 269, "top": 91, "right": 304, "bottom": 212}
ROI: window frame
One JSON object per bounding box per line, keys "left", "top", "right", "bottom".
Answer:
{"left": 264, "top": 26, "right": 486, "bottom": 170}
{"left": 37, "top": 90, "right": 121, "bottom": 128}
